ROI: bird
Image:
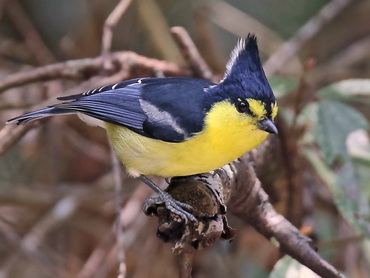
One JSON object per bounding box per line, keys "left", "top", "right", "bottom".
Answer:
{"left": 7, "top": 34, "right": 278, "bottom": 222}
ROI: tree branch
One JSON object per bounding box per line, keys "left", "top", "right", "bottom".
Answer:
{"left": 0, "top": 51, "right": 191, "bottom": 94}
{"left": 228, "top": 145, "right": 345, "bottom": 278}
{"left": 0, "top": 195, "right": 79, "bottom": 277}
{"left": 146, "top": 138, "right": 345, "bottom": 278}
{"left": 171, "top": 26, "right": 213, "bottom": 81}
{"left": 110, "top": 141, "right": 126, "bottom": 278}
{"left": 0, "top": 119, "right": 44, "bottom": 155}
{"left": 263, "top": 0, "right": 354, "bottom": 76}
{"left": 101, "top": 0, "right": 133, "bottom": 56}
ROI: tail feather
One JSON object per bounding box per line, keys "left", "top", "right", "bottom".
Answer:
{"left": 7, "top": 107, "right": 73, "bottom": 125}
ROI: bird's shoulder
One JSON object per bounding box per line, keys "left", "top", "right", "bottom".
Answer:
{"left": 140, "top": 77, "right": 216, "bottom": 141}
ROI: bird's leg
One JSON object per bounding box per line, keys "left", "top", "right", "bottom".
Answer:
{"left": 139, "top": 175, "right": 197, "bottom": 223}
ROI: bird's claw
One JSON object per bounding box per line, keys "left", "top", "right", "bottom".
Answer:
{"left": 144, "top": 191, "right": 197, "bottom": 224}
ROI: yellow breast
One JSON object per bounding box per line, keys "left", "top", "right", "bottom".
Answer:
{"left": 105, "top": 101, "right": 269, "bottom": 177}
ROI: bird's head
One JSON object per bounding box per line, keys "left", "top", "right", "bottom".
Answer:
{"left": 205, "top": 34, "right": 278, "bottom": 134}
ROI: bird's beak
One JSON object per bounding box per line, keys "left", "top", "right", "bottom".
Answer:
{"left": 257, "top": 118, "right": 278, "bottom": 134}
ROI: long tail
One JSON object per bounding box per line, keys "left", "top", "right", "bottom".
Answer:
{"left": 7, "top": 106, "right": 73, "bottom": 125}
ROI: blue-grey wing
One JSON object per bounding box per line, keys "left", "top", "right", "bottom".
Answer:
{"left": 57, "top": 85, "right": 146, "bottom": 134}
{"left": 53, "top": 77, "right": 215, "bottom": 142}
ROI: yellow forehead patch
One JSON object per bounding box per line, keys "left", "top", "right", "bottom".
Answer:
{"left": 271, "top": 102, "right": 278, "bottom": 120}
{"left": 246, "top": 99, "right": 266, "bottom": 118}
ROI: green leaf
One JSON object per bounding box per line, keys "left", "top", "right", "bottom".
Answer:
{"left": 315, "top": 100, "right": 369, "bottom": 164}
{"left": 354, "top": 162, "right": 370, "bottom": 196}
{"left": 306, "top": 148, "right": 370, "bottom": 235}
{"left": 307, "top": 150, "right": 370, "bottom": 237}
{"left": 269, "top": 256, "right": 319, "bottom": 278}
{"left": 318, "top": 79, "right": 370, "bottom": 104}
{"left": 336, "top": 162, "right": 370, "bottom": 235}
{"left": 268, "top": 76, "right": 298, "bottom": 98}
{"left": 313, "top": 100, "right": 370, "bottom": 237}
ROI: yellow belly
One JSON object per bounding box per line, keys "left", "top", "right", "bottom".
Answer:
{"left": 105, "top": 101, "right": 269, "bottom": 177}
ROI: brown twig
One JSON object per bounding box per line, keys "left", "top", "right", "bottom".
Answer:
{"left": 0, "top": 70, "right": 125, "bottom": 155}
{"left": 263, "top": 0, "right": 354, "bottom": 76}
{"left": 101, "top": 0, "right": 133, "bottom": 56}
{"left": 0, "top": 51, "right": 190, "bottom": 94}
{"left": 203, "top": 0, "right": 303, "bottom": 76}
{"left": 136, "top": 0, "right": 184, "bottom": 64}
{"left": 204, "top": 0, "right": 282, "bottom": 54}
{"left": 0, "top": 183, "right": 121, "bottom": 218}
{"left": 0, "top": 119, "right": 44, "bottom": 155}
{"left": 171, "top": 26, "right": 213, "bottom": 81}
{"left": 0, "top": 195, "right": 79, "bottom": 277}
{"left": 176, "top": 238, "right": 194, "bottom": 278}
{"left": 63, "top": 124, "right": 109, "bottom": 163}
{"left": 0, "top": 227, "right": 67, "bottom": 278}
{"left": 110, "top": 141, "right": 126, "bottom": 278}
{"left": 276, "top": 116, "right": 304, "bottom": 228}
{"left": 276, "top": 72, "right": 312, "bottom": 227}
{"left": 76, "top": 185, "right": 151, "bottom": 278}
{"left": 227, "top": 142, "right": 345, "bottom": 278}
{"left": 193, "top": 7, "right": 225, "bottom": 73}
{"left": 311, "top": 35, "right": 370, "bottom": 85}
{"left": 0, "top": 50, "right": 190, "bottom": 155}
{"left": 75, "top": 231, "right": 116, "bottom": 278}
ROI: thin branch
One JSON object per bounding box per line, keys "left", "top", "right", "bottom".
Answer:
{"left": 76, "top": 186, "right": 151, "bottom": 278}
{"left": 63, "top": 124, "right": 109, "bottom": 163}
{"left": 311, "top": 35, "right": 370, "bottom": 85}
{"left": 228, "top": 141, "right": 345, "bottom": 278}
{"left": 204, "top": 0, "right": 282, "bottom": 53}
{"left": 0, "top": 183, "right": 117, "bottom": 216}
{"left": 202, "top": 0, "right": 302, "bottom": 76}
{"left": 101, "top": 0, "right": 133, "bottom": 55}
{"left": 0, "top": 119, "right": 44, "bottom": 155}
{"left": 275, "top": 72, "right": 313, "bottom": 227}
{"left": 0, "top": 66, "right": 130, "bottom": 153}
{"left": 76, "top": 231, "right": 116, "bottom": 278}
{"left": 0, "top": 196, "right": 79, "bottom": 278}
{"left": 0, "top": 50, "right": 191, "bottom": 156}
{"left": 227, "top": 152, "right": 344, "bottom": 278}
{"left": 0, "top": 51, "right": 190, "bottom": 94}
{"left": 171, "top": 26, "right": 213, "bottom": 81}
{"left": 110, "top": 141, "right": 126, "bottom": 278}
{"left": 176, "top": 239, "right": 194, "bottom": 278}
{"left": 263, "top": 0, "right": 354, "bottom": 76}
{"left": 136, "top": 0, "right": 184, "bottom": 64}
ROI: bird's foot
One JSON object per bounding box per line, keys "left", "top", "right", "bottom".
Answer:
{"left": 144, "top": 191, "right": 197, "bottom": 224}
{"left": 139, "top": 175, "right": 197, "bottom": 223}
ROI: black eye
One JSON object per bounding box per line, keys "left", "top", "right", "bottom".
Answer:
{"left": 236, "top": 101, "right": 249, "bottom": 113}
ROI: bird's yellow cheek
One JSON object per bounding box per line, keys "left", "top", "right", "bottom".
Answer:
{"left": 204, "top": 100, "right": 257, "bottom": 133}
{"left": 202, "top": 100, "right": 268, "bottom": 151}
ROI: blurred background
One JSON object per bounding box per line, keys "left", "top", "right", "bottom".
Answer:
{"left": 0, "top": 0, "right": 370, "bottom": 277}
